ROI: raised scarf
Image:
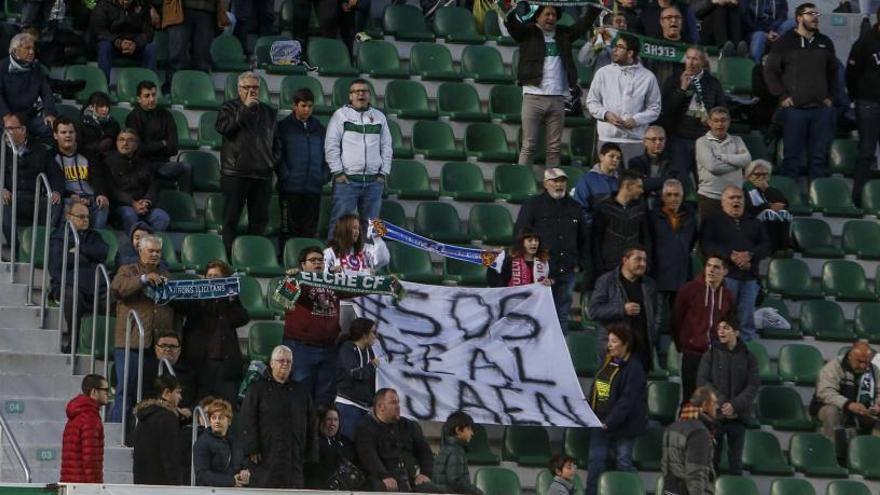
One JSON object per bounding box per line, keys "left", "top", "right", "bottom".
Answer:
{"left": 273, "top": 270, "right": 404, "bottom": 310}
{"left": 509, "top": 257, "right": 550, "bottom": 286}
{"left": 145, "top": 276, "right": 240, "bottom": 305}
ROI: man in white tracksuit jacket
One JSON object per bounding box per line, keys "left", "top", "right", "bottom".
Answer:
{"left": 585, "top": 33, "right": 662, "bottom": 165}
{"left": 324, "top": 78, "right": 393, "bottom": 239}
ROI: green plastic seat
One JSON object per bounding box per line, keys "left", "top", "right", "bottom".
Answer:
{"left": 810, "top": 177, "right": 863, "bottom": 217}
{"left": 357, "top": 40, "right": 408, "bottom": 79}
{"left": 482, "top": 10, "right": 516, "bottom": 45}
{"left": 861, "top": 179, "right": 880, "bottom": 216}
{"left": 789, "top": 432, "right": 848, "bottom": 478}
{"left": 474, "top": 467, "right": 521, "bottom": 495}
{"left": 331, "top": 77, "right": 377, "bottom": 107}
{"left": 56, "top": 104, "right": 81, "bottom": 123}
{"left": 238, "top": 276, "right": 275, "bottom": 320}
{"left": 597, "top": 471, "right": 643, "bottom": 495}
{"left": 223, "top": 73, "right": 271, "bottom": 104}
{"left": 211, "top": 34, "right": 250, "bottom": 71}
{"left": 566, "top": 332, "right": 598, "bottom": 377}
{"left": 494, "top": 164, "right": 537, "bottom": 203}
{"left": 647, "top": 381, "right": 680, "bottom": 424}
{"left": 769, "top": 175, "right": 811, "bottom": 215}
{"left": 387, "top": 118, "right": 412, "bottom": 159}
{"left": 384, "top": 80, "right": 438, "bottom": 119}
{"left": 717, "top": 57, "right": 755, "bottom": 95}
{"left": 154, "top": 232, "right": 182, "bottom": 272}
{"left": 822, "top": 260, "right": 874, "bottom": 301}
{"left": 756, "top": 385, "right": 815, "bottom": 430}
{"left": 438, "top": 83, "right": 488, "bottom": 122}
{"left": 409, "top": 43, "right": 460, "bottom": 80}
{"left": 502, "top": 425, "right": 552, "bottom": 466}
{"left": 317, "top": 196, "right": 331, "bottom": 239}
{"left": 414, "top": 201, "right": 470, "bottom": 244}
{"left": 96, "top": 230, "right": 119, "bottom": 270}
{"left": 386, "top": 160, "right": 438, "bottom": 200}
{"left": 282, "top": 237, "right": 326, "bottom": 268}
{"left": 412, "top": 120, "right": 465, "bottom": 160}
{"left": 388, "top": 243, "right": 443, "bottom": 284}
{"left": 632, "top": 427, "right": 663, "bottom": 470}
{"left": 466, "top": 424, "right": 500, "bottom": 465}
{"left": 489, "top": 85, "right": 522, "bottom": 123}
{"left": 383, "top": 3, "right": 434, "bottom": 41}
{"left": 158, "top": 190, "right": 205, "bottom": 232}
{"left": 848, "top": 436, "right": 880, "bottom": 479}
{"left": 171, "top": 70, "right": 219, "bottom": 109}
{"left": 842, "top": 220, "right": 880, "bottom": 259}
{"left": 771, "top": 479, "right": 816, "bottom": 495}
{"left": 745, "top": 340, "right": 781, "bottom": 384}
{"left": 715, "top": 475, "right": 759, "bottom": 495}
{"left": 560, "top": 165, "right": 587, "bottom": 185}
{"left": 854, "top": 302, "right": 880, "bottom": 342}
{"left": 198, "top": 111, "right": 223, "bottom": 149}
{"left": 468, "top": 204, "right": 513, "bottom": 245}
{"left": 564, "top": 427, "right": 590, "bottom": 465}
{"left": 778, "top": 343, "right": 825, "bottom": 385}
{"left": 758, "top": 296, "right": 802, "bottom": 339}
{"left": 247, "top": 322, "right": 284, "bottom": 363}
{"left": 307, "top": 37, "right": 359, "bottom": 76}
{"left": 255, "top": 35, "right": 305, "bottom": 75}
{"left": 180, "top": 233, "right": 228, "bottom": 272}
{"left": 279, "top": 75, "right": 333, "bottom": 114}
{"left": 570, "top": 126, "right": 596, "bottom": 163}
{"left": 77, "top": 314, "right": 116, "bottom": 358}
{"left": 379, "top": 200, "right": 407, "bottom": 228}
{"left": 115, "top": 67, "right": 166, "bottom": 105}
{"left": 791, "top": 218, "right": 844, "bottom": 258}
{"left": 465, "top": 123, "right": 516, "bottom": 162}
{"left": 18, "top": 226, "right": 48, "bottom": 268}
{"left": 231, "top": 235, "right": 285, "bottom": 277}
{"left": 433, "top": 7, "right": 485, "bottom": 44}
{"left": 65, "top": 65, "right": 109, "bottom": 103}
{"left": 742, "top": 429, "right": 794, "bottom": 475}
{"left": 170, "top": 110, "right": 199, "bottom": 149}
{"left": 536, "top": 469, "right": 585, "bottom": 495}
{"left": 829, "top": 138, "right": 857, "bottom": 176}
{"left": 827, "top": 480, "right": 872, "bottom": 495}
{"left": 444, "top": 258, "right": 486, "bottom": 286}
{"left": 441, "top": 162, "right": 496, "bottom": 202}
{"left": 800, "top": 299, "right": 854, "bottom": 341}
{"left": 204, "top": 193, "right": 247, "bottom": 233}
{"left": 179, "top": 151, "right": 220, "bottom": 192}
{"left": 767, "top": 258, "right": 823, "bottom": 299}
{"left": 110, "top": 106, "right": 130, "bottom": 125}
{"left": 461, "top": 46, "right": 514, "bottom": 84}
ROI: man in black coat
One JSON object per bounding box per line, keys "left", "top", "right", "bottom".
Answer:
{"left": 627, "top": 125, "right": 688, "bottom": 196}
{"left": 592, "top": 169, "right": 650, "bottom": 277}
{"left": 133, "top": 375, "right": 184, "bottom": 485}
{"left": 0, "top": 33, "right": 57, "bottom": 139}
{"left": 514, "top": 168, "right": 590, "bottom": 329}
{"left": 125, "top": 80, "right": 188, "bottom": 189}
{"left": 241, "top": 345, "right": 317, "bottom": 488}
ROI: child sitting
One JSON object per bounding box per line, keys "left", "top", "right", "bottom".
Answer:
{"left": 548, "top": 454, "right": 578, "bottom": 495}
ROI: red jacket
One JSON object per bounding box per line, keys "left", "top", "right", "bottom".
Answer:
{"left": 671, "top": 275, "right": 735, "bottom": 355}
{"left": 284, "top": 285, "right": 347, "bottom": 346}
{"left": 60, "top": 395, "right": 104, "bottom": 483}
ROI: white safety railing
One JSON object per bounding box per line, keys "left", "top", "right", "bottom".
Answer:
{"left": 58, "top": 219, "right": 81, "bottom": 373}
{"left": 120, "top": 309, "right": 146, "bottom": 446}
{"left": 189, "top": 405, "right": 208, "bottom": 486}
{"left": 0, "top": 410, "right": 31, "bottom": 483}
{"left": 26, "top": 172, "right": 52, "bottom": 326}
{"left": 0, "top": 131, "right": 20, "bottom": 282}
{"left": 90, "top": 264, "right": 112, "bottom": 375}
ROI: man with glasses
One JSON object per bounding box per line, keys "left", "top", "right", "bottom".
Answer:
{"left": 61, "top": 374, "right": 111, "bottom": 483}
{"left": 695, "top": 107, "right": 751, "bottom": 221}
{"left": 628, "top": 125, "right": 687, "bottom": 196}
{"left": 764, "top": 3, "right": 838, "bottom": 180}
{"left": 325, "top": 79, "right": 392, "bottom": 239}
{"left": 641, "top": 0, "right": 700, "bottom": 43}
{"left": 216, "top": 71, "right": 280, "bottom": 255}
{"left": 103, "top": 129, "right": 170, "bottom": 233}
{"left": 142, "top": 332, "right": 195, "bottom": 412}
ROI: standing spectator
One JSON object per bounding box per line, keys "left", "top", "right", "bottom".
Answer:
{"left": 216, "top": 71, "right": 280, "bottom": 254}
{"left": 744, "top": 159, "right": 792, "bottom": 254}
{"left": 547, "top": 455, "right": 579, "bottom": 495}
{"left": 641, "top": 0, "right": 700, "bottom": 42}
{"left": 514, "top": 168, "right": 590, "bottom": 329}
{"left": 355, "top": 388, "right": 439, "bottom": 493}
{"left": 53, "top": 117, "right": 110, "bottom": 229}
{"left": 163, "top": 0, "right": 218, "bottom": 89}
{"left": 592, "top": 169, "right": 650, "bottom": 276}
{"left": 700, "top": 186, "right": 771, "bottom": 341}
{"left": 586, "top": 33, "right": 662, "bottom": 165}
{"left": 132, "top": 375, "right": 184, "bottom": 485}
{"left": 644, "top": 6, "right": 690, "bottom": 85}
{"left": 178, "top": 260, "right": 249, "bottom": 406}
{"left": 589, "top": 246, "right": 658, "bottom": 370}
{"left": 847, "top": 14, "right": 880, "bottom": 206}
{"left": 77, "top": 92, "right": 120, "bottom": 168}
{"left": 660, "top": 47, "right": 725, "bottom": 186}
{"left": 585, "top": 323, "right": 647, "bottom": 495}
{"left": 231, "top": 0, "right": 273, "bottom": 53}
{"left": 61, "top": 374, "right": 110, "bottom": 483}
{"left": 0, "top": 33, "right": 56, "bottom": 139}
{"left": 325, "top": 78, "right": 392, "bottom": 239}
{"left": 672, "top": 254, "right": 734, "bottom": 402}
{"left": 695, "top": 107, "right": 751, "bottom": 221}
{"left": 764, "top": 2, "right": 837, "bottom": 180}
{"left": 433, "top": 412, "right": 484, "bottom": 495}
{"left": 90, "top": 0, "right": 157, "bottom": 82}
{"left": 193, "top": 398, "right": 251, "bottom": 487}
{"left": 306, "top": 404, "right": 359, "bottom": 489}
{"left": 692, "top": 0, "right": 743, "bottom": 50}
{"left": 571, "top": 142, "right": 621, "bottom": 226}
{"left": 628, "top": 126, "right": 687, "bottom": 196}
{"left": 486, "top": 230, "right": 553, "bottom": 288}
{"left": 103, "top": 129, "right": 170, "bottom": 232}
{"left": 277, "top": 88, "right": 328, "bottom": 244}
{"left": 21, "top": 0, "right": 53, "bottom": 31}
{"left": 241, "top": 345, "right": 318, "bottom": 488}
{"left": 742, "top": 0, "right": 789, "bottom": 62}
{"left": 125, "top": 81, "right": 187, "bottom": 189}
{"left": 661, "top": 386, "right": 717, "bottom": 495}
{"left": 577, "top": 12, "right": 628, "bottom": 72}
{"left": 696, "top": 318, "right": 760, "bottom": 474}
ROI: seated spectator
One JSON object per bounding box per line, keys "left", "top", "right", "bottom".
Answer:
{"left": 163, "top": 1, "right": 218, "bottom": 91}
{"left": 547, "top": 455, "right": 578, "bottom": 495}
{"left": 194, "top": 398, "right": 250, "bottom": 487}
{"left": 132, "top": 374, "right": 184, "bottom": 485}
{"left": 592, "top": 169, "right": 650, "bottom": 276}
{"left": 433, "top": 412, "right": 484, "bottom": 495}
{"left": 0, "top": 33, "right": 57, "bottom": 139}
{"left": 77, "top": 92, "right": 120, "bottom": 168}
{"left": 586, "top": 323, "right": 647, "bottom": 495}
{"left": 306, "top": 404, "right": 360, "bottom": 489}
{"left": 336, "top": 317, "right": 378, "bottom": 441}
{"left": 104, "top": 129, "right": 170, "bottom": 233}
{"left": 695, "top": 107, "right": 751, "bottom": 221}
{"left": 241, "top": 345, "right": 318, "bottom": 488}
{"left": 696, "top": 318, "right": 759, "bottom": 475}
{"left": 178, "top": 260, "right": 249, "bottom": 406}
{"left": 142, "top": 332, "right": 192, "bottom": 409}
{"left": 571, "top": 142, "right": 621, "bottom": 225}
{"left": 49, "top": 202, "right": 110, "bottom": 352}
{"left": 577, "top": 12, "right": 628, "bottom": 71}
{"left": 743, "top": 159, "right": 791, "bottom": 254}
{"left": 355, "top": 388, "right": 439, "bottom": 493}
{"left": 810, "top": 341, "right": 880, "bottom": 458}
{"left": 486, "top": 230, "right": 553, "bottom": 287}
{"left": 114, "top": 221, "right": 169, "bottom": 271}
{"left": 53, "top": 117, "right": 110, "bottom": 229}
{"left": 125, "top": 80, "right": 188, "bottom": 190}
{"left": 692, "top": 0, "right": 744, "bottom": 51}
{"left": 741, "top": 0, "right": 789, "bottom": 62}
{"left": 643, "top": 6, "right": 688, "bottom": 84}
{"left": 90, "top": 0, "right": 157, "bottom": 83}
{"left": 628, "top": 126, "right": 686, "bottom": 196}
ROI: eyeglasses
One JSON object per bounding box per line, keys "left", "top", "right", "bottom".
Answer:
{"left": 350, "top": 89, "right": 371, "bottom": 94}
{"left": 802, "top": 10, "right": 821, "bottom": 16}
{"left": 156, "top": 344, "right": 180, "bottom": 350}
{"left": 239, "top": 85, "right": 260, "bottom": 91}
{"left": 68, "top": 213, "right": 89, "bottom": 220}
{"left": 306, "top": 257, "right": 324, "bottom": 263}
{"left": 661, "top": 15, "right": 682, "bottom": 20}
{"left": 645, "top": 137, "right": 666, "bottom": 142}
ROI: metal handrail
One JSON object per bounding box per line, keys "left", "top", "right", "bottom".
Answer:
{"left": 190, "top": 405, "right": 208, "bottom": 486}
{"left": 27, "top": 173, "right": 52, "bottom": 326}
{"left": 58, "top": 219, "right": 80, "bottom": 373}
{"left": 0, "top": 131, "right": 20, "bottom": 282}
{"left": 120, "top": 309, "right": 146, "bottom": 446}
{"left": 0, "top": 410, "right": 32, "bottom": 483}
{"left": 157, "top": 358, "right": 176, "bottom": 377}
{"left": 90, "top": 264, "right": 111, "bottom": 376}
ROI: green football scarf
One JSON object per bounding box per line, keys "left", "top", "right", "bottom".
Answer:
{"left": 272, "top": 271, "right": 404, "bottom": 310}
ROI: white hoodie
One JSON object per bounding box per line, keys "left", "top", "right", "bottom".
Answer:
{"left": 585, "top": 62, "right": 662, "bottom": 143}
{"left": 325, "top": 105, "right": 394, "bottom": 177}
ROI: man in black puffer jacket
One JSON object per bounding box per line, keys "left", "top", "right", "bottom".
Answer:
{"left": 90, "top": 0, "right": 157, "bottom": 83}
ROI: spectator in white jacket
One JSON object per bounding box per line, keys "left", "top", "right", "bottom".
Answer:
{"left": 325, "top": 79, "right": 393, "bottom": 239}
{"left": 586, "top": 33, "right": 662, "bottom": 165}
{"left": 695, "top": 106, "right": 751, "bottom": 221}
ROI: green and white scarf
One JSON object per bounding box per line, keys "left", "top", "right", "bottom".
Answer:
{"left": 273, "top": 271, "right": 404, "bottom": 310}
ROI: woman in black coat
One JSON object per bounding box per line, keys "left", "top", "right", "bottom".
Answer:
{"left": 132, "top": 375, "right": 184, "bottom": 485}
{"left": 193, "top": 399, "right": 250, "bottom": 487}
{"left": 306, "top": 404, "right": 360, "bottom": 489}
{"left": 77, "top": 91, "right": 120, "bottom": 166}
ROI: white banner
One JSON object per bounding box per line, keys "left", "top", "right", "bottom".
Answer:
{"left": 355, "top": 282, "right": 601, "bottom": 427}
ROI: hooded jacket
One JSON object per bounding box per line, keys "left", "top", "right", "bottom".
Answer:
{"left": 103, "top": 150, "right": 158, "bottom": 206}
{"left": 649, "top": 203, "right": 697, "bottom": 292}
{"left": 55, "top": 150, "right": 107, "bottom": 198}
{"left": 61, "top": 394, "right": 104, "bottom": 483}
{"left": 589, "top": 352, "right": 648, "bottom": 438}
{"left": 77, "top": 115, "right": 120, "bottom": 167}
{"left": 586, "top": 62, "right": 662, "bottom": 143}
{"left": 324, "top": 105, "right": 393, "bottom": 178}
{"left": 846, "top": 26, "right": 880, "bottom": 102}
{"left": 216, "top": 99, "right": 280, "bottom": 180}
{"left": 193, "top": 428, "right": 245, "bottom": 487}
{"left": 764, "top": 29, "right": 838, "bottom": 108}
{"left": 672, "top": 275, "right": 735, "bottom": 355}
{"left": 695, "top": 132, "right": 751, "bottom": 200}
{"left": 592, "top": 196, "right": 651, "bottom": 275}
{"left": 336, "top": 340, "right": 376, "bottom": 408}
{"left": 661, "top": 413, "right": 715, "bottom": 495}
{"left": 90, "top": 0, "right": 154, "bottom": 48}
{"left": 570, "top": 164, "right": 618, "bottom": 225}
{"left": 433, "top": 436, "right": 483, "bottom": 495}
{"left": 277, "top": 114, "right": 328, "bottom": 194}
{"left": 697, "top": 340, "right": 759, "bottom": 420}
{"left": 810, "top": 351, "right": 880, "bottom": 427}
{"left": 114, "top": 221, "right": 170, "bottom": 272}
{"left": 49, "top": 225, "right": 110, "bottom": 298}
{"left": 132, "top": 398, "right": 182, "bottom": 485}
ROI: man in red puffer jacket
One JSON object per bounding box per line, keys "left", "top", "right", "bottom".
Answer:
{"left": 61, "top": 374, "right": 111, "bottom": 483}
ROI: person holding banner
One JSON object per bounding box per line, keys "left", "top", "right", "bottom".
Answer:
{"left": 335, "top": 317, "right": 379, "bottom": 441}
{"left": 486, "top": 229, "right": 552, "bottom": 287}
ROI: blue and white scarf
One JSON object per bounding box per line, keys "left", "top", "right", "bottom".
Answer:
{"left": 145, "top": 277, "right": 241, "bottom": 305}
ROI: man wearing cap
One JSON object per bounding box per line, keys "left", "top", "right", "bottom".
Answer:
{"left": 514, "top": 167, "right": 590, "bottom": 330}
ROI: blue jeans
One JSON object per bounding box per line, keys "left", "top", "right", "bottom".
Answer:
{"left": 284, "top": 339, "right": 338, "bottom": 406}
{"left": 778, "top": 106, "right": 836, "bottom": 180}
{"left": 97, "top": 40, "right": 158, "bottom": 83}
{"left": 585, "top": 428, "right": 636, "bottom": 495}
{"left": 551, "top": 271, "right": 577, "bottom": 332}
{"left": 116, "top": 206, "right": 170, "bottom": 233}
{"left": 853, "top": 99, "right": 880, "bottom": 205}
{"left": 167, "top": 8, "right": 214, "bottom": 76}
{"left": 336, "top": 402, "right": 368, "bottom": 441}
{"left": 749, "top": 19, "right": 796, "bottom": 62}
{"left": 724, "top": 277, "right": 760, "bottom": 341}
{"left": 109, "top": 348, "right": 156, "bottom": 423}
{"left": 668, "top": 135, "right": 697, "bottom": 187}
{"left": 328, "top": 180, "right": 384, "bottom": 239}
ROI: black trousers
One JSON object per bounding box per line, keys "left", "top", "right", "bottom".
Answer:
{"left": 220, "top": 176, "right": 272, "bottom": 254}
{"left": 279, "top": 193, "right": 321, "bottom": 248}
{"left": 681, "top": 351, "right": 703, "bottom": 406}
{"left": 187, "top": 359, "right": 239, "bottom": 407}
{"left": 700, "top": 5, "right": 743, "bottom": 46}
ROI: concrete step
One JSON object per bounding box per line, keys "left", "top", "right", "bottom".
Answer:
{"left": 0, "top": 327, "right": 61, "bottom": 354}
{"left": 17, "top": 445, "right": 132, "bottom": 472}
{"left": 0, "top": 397, "right": 69, "bottom": 422}
{"left": 0, "top": 306, "right": 59, "bottom": 330}
{"left": 0, "top": 373, "right": 82, "bottom": 399}
{"left": 4, "top": 420, "right": 123, "bottom": 448}
{"left": 0, "top": 283, "right": 29, "bottom": 305}
{"left": 0, "top": 352, "right": 72, "bottom": 375}
{"left": 0, "top": 466, "right": 133, "bottom": 484}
